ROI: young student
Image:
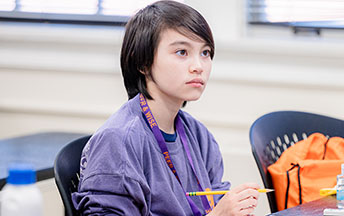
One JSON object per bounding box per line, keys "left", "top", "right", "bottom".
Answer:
{"left": 72, "top": 1, "right": 260, "bottom": 215}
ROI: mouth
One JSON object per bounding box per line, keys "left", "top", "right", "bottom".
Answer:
{"left": 186, "top": 78, "right": 204, "bottom": 86}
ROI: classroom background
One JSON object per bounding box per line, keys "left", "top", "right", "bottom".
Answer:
{"left": 1, "top": 0, "right": 344, "bottom": 215}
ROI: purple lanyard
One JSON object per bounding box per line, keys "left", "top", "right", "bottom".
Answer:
{"left": 139, "top": 94, "right": 212, "bottom": 216}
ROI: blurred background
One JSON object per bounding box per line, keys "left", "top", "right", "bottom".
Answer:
{"left": 0, "top": 0, "right": 344, "bottom": 215}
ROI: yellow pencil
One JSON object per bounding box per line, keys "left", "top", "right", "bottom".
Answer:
{"left": 186, "top": 189, "right": 274, "bottom": 196}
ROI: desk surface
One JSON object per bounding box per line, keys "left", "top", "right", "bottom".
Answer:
{"left": 0, "top": 132, "right": 87, "bottom": 189}
{"left": 268, "top": 196, "right": 338, "bottom": 216}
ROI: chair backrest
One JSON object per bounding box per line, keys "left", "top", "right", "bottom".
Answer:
{"left": 249, "top": 111, "right": 344, "bottom": 213}
{"left": 54, "top": 135, "right": 91, "bottom": 216}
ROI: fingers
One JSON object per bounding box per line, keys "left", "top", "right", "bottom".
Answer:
{"left": 237, "top": 196, "right": 258, "bottom": 210}
{"left": 240, "top": 206, "right": 256, "bottom": 216}
{"left": 211, "top": 183, "right": 261, "bottom": 216}
{"left": 235, "top": 198, "right": 257, "bottom": 216}
{"left": 230, "top": 183, "right": 260, "bottom": 202}
{"left": 240, "top": 207, "right": 255, "bottom": 216}
{"left": 231, "top": 182, "right": 260, "bottom": 193}
{"left": 237, "top": 188, "right": 260, "bottom": 202}
{"left": 229, "top": 183, "right": 260, "bottom": 216}
{"left": 227, "top": 198, "right": 257, "bottom": 216}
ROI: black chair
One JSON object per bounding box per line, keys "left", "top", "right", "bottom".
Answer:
{"left": 54, "top": 135, "right": 91, "bottom": 216}
{"left": 249, "top": 111, "right": 344, "bottom": 213}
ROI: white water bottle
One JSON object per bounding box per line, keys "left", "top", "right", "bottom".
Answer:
{"left": 0, "top": 163, "right": 43, "bottom": 216}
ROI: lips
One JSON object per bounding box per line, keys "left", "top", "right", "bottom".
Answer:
{"left": 186, "top": 78, "right": 204, "bottom": 85}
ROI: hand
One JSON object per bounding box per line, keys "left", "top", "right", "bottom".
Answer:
{"left": 207, "top": 183, "right": 260, "bottom": 216}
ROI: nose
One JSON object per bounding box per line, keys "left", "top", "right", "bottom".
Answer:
{"left": 189, "top": 56, "right": 203, "bottom": 74}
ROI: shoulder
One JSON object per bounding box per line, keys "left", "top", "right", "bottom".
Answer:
{"left": 94, "top": 94, "right": 149, "bottom": 143}
{"left": 90, "top": 107, "right": 150, "bottom": 156}
{"left": 81, "top": 95, "right": 153, "bottom": 174}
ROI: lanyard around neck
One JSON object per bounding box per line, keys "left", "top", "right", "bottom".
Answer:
{"left": 139, "top": 94, "right": 212, "bottom": 215}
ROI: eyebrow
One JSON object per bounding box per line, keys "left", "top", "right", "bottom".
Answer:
{"left": 169, "top": 41, "right": 210, "bottom": 49}
{"left": 169, "top": 41, "right": 191, "bottom": 47}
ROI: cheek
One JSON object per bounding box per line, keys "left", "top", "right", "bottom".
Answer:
{"left": 151, "top": 63, "right": 176, "bottom": 83}
{"left": 204, "top": 62, "right": 212, "bottom": 78}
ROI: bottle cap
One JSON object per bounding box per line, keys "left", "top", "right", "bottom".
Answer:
{"left": 7, "top": 163, "right": 37, "bottom": 185}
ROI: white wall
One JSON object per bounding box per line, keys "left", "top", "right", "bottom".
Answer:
{"left": 1, "top": 0, "right": 344, "bottom": 215}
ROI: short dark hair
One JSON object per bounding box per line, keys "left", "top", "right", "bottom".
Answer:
{"left": 120, "top": 0, "right": 214, "bottom": 100}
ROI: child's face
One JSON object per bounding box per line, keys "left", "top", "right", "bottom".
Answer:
{"left": 146, "top": 28, "right": 212, "bottom": 107}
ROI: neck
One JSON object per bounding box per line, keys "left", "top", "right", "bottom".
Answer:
{"left": 146, "top": 96, "right": 182, "bottom": 134}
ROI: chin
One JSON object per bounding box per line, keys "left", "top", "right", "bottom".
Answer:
{"left": 184, "top": 94, "right": 203, "bottom": 102}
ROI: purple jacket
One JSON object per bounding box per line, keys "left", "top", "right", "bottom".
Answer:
{"left": 72, "top": 94, "right": 230, "bottom": 215}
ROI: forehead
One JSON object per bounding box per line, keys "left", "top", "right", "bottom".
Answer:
{"left": 157, "top": 28, "right": 207, "bottom": 47}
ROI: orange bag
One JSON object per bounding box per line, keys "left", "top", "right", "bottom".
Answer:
{"left": 268, "top": 133, "right": 344, "bottom": 211}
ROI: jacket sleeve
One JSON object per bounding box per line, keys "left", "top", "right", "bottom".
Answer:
{"left": 71, "top": 129, "right": 151, "bottom": 216}
{"left": 72, "top": 174, "right": 148, "bottom": 215}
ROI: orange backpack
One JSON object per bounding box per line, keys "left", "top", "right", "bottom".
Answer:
{"left": 267, "top": 133, "right": 344, "bottom": 211}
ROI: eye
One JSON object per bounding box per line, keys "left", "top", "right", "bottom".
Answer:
{"left": 201, "top": 50, "right": 210, "bottom": 57}
{"left": 176, "top": 50, "right": 187, "bottom": 56}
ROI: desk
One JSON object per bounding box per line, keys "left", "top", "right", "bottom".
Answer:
{"left": 0, "top": 132, "right": 87, "bottom": 189}
{"left": 268, "top": 196, "right": 337, "bottom": 216}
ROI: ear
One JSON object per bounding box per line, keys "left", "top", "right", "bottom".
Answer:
{"left": 139, "top": 69, "right": 146, "bottom": 75}
{"left": 139, "top": 66, "right": 151, "bottom": 77}
{"left": 138, "top": 66, "right": 147, "bottom": 75}
{"left": 141, "top": 67, "right": 154, "bottom": 82}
